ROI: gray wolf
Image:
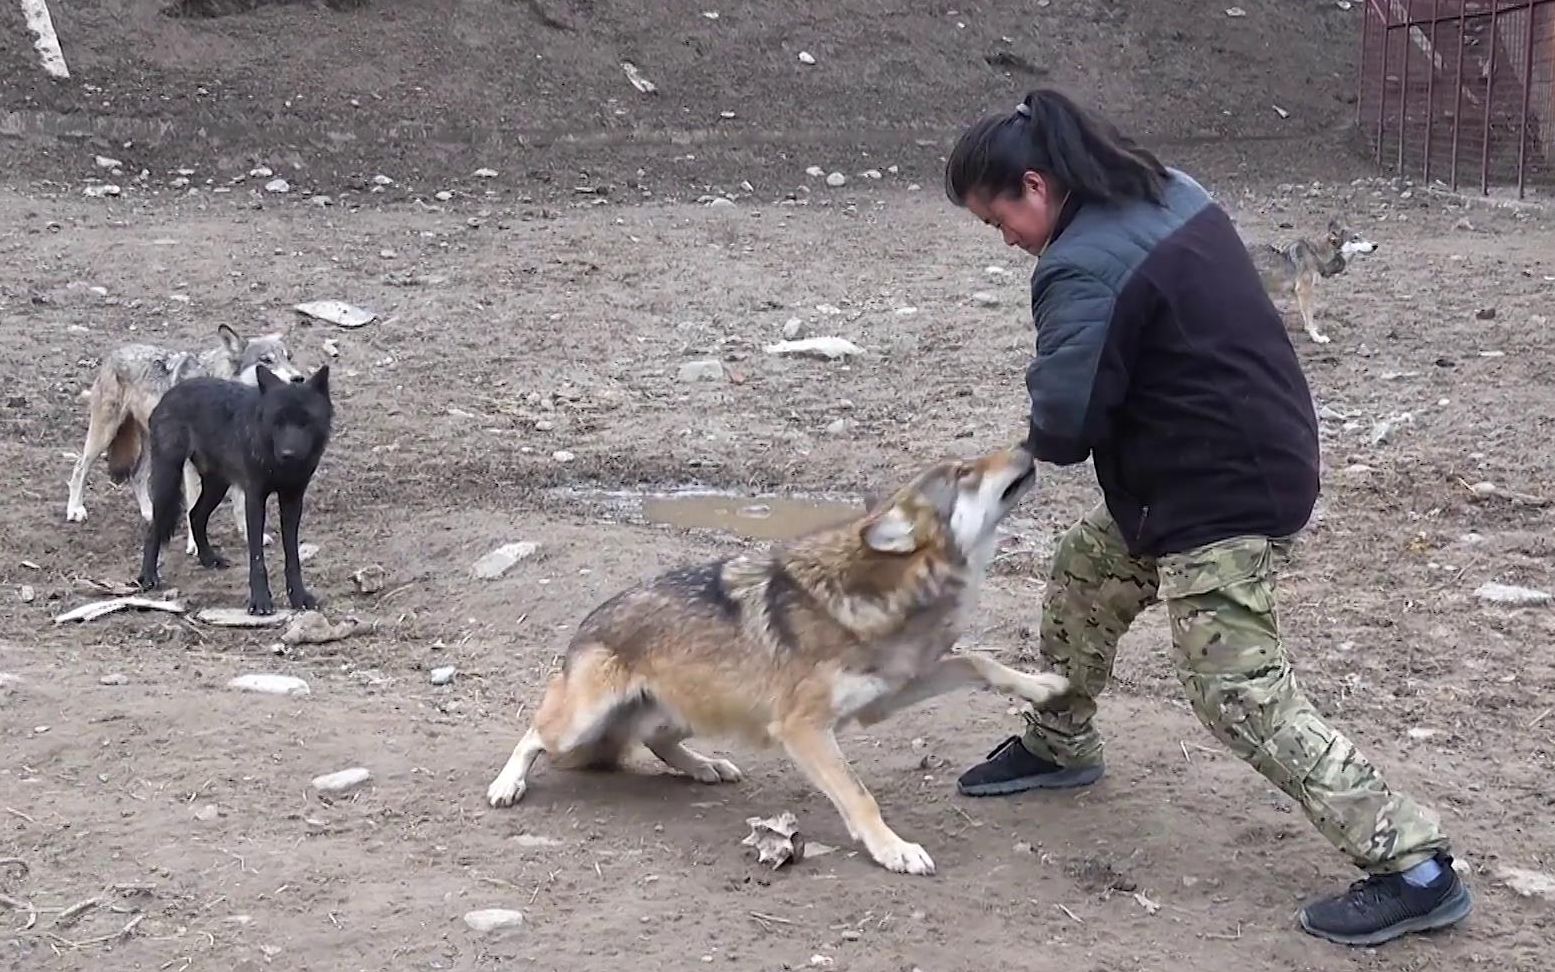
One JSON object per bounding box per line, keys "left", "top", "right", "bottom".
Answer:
{"left": 484, "top": 443, "right": 1069, "bottom": 875}
{"left": 1249, "top": 218, "right": 1379, "bottom": 345}
{"left": 65, "top": 324, "right": 301, "bottom": 553}
{"left": 137, "top": 365, "right": 333, "bottom": 616}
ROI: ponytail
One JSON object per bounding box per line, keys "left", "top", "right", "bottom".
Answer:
{"left": 945, "top": 88, "right": 1168, "bottom": 208}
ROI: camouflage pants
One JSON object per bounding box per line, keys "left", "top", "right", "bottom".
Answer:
{"left": 1020, "top": 503, "right": 1449, "bottom": 874}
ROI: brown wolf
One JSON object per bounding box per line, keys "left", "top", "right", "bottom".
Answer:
{"left": 485, "top": 443, "right": 1069, "bottom": 875}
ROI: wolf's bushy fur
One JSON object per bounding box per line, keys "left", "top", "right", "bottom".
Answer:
{"left": 138, "top": 365, "right": 333, "bottom": 615}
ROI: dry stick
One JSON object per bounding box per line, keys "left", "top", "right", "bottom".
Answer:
{"left": 54, "top": 896, "right": 101, "bottom": 927}
{"left": 749, "top": 911, "right": 795, "bottom": 927}
{"left": 1056, "top": 904, "right": 1085, "bottom": 925}
{"left": 1202, "top": 922, "right": 1244, "bottom": 941}
{"left": 4, "top": 808, "right": 37, "bottom": 824}
{"left": 1529, "top": 707, "right": 1553, "bottom": 729}
{"left": 1, "top": 893, "right": 39, "bottom": 931}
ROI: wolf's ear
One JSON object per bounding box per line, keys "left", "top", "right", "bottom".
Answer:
{"left": 255, "top": 365, "right": 283, "bottom": 392}
{"left": 306, "top": 364, "right": 330, "bottom": 399}
{"left": 218, "top": 323, "right": 244, "bottom": 358}
{"left": 862, "top": 505, "right": 918, "bottom": 554}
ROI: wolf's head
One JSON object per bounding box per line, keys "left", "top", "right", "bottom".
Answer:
{"left": 859, "top": 443, "right": 1036, "bottom": 566}
{"left": 1326, "top": 218, "right": 1378, "bottom": 259}
{"left": 254, "top": 365, "right": 333, "bottom": 469}
{"left": 220, "top": 324, "right": 303, "bottom": 383}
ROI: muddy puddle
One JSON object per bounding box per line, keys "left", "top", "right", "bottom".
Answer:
{"left": 641, "top": 492, "right": 860, "bottom": 540}
{"left": 558, "top": 487, "right": 863, "bottom": 541}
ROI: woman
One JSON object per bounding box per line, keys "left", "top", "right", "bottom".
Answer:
{"left": 944, "top": 87, "right": 1470, "bottom": 946}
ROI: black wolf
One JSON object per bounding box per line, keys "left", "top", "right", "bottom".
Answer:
{"left": 137, "top": 365, "right": 333, "bottom": 615}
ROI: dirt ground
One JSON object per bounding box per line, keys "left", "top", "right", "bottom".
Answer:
{"left": 3, "top": 1, "right": 1555, "bottom": 970}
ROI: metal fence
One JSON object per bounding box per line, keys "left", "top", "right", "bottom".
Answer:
{"left": 1358, "top": 0, "right": 1555, "bottom": 197}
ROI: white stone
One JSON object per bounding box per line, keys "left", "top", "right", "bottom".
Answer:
{"left": 430, "top": 666, "right": 457, "bottom": 686}
{"left": 798, "top": 51, "right": 816, "bottom": 65}
{"left": 781, "top": 317, "right": 803, "bottom": 339}
{"left": 228, "top": 673, "right": 311, "bottom": 696}
{"left": 765, "top": 337, "right": 863, "bottom": 360}
{"left": 474, "top": 168, "right": 499, "bottom": 178}
{"left": 312, "top": 767, "right": 372, "bottom": 794}
{"left": 678, "top": 359, "right": 726, "bottom": 382}
{"left": 1474, "top": 582, "right": 1552, "bottom": 607}
{"left": 473, "top": 542, "right": 539, "bottom": 579}
{"left": 1497, "top": 867, "right": 1555, "bottom": 902}
{"left": 464, "top": 909, "right": 525, "bottom": 933}
{"left": 825, "top": 172, "right": 846, "bottom": 188}
{"left": 265, "top": 178, "right": 291, "bottom": 194}
{"left": 970, "top": 291, "right": 1001, "bottom": 307}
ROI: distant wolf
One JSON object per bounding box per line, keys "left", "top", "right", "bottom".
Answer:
{"left": 65, "top": 324, "right": 301, "bottom": 552}
{"left": 485, "top": 442, "right": 1070, "bottom": 876}
{"left": 136, "top": 365, "right": 333, "bottom": 616}
{"left": 1248, "top": 218, "right": 1378, "bottom": 345}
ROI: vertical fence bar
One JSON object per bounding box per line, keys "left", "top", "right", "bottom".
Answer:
{"left": 1452, "top": 2, "right": 1467, "bottom": 189}
{"left": 1425, "top": 0, "right": 1441, "bottom": 182}
{"left": 1360, "top": 0, "right": 1372, "bottom": 131}
{"left": 1517, "top": 0, "right": 1537, "bottom": 197}
{"left": 1377, "top": 5, "right": 1392, "bottom": 162}
{"left": 1399, "top": 1, "right": 1414, "bottom": 172}
{"left": 1482, "top": 0, "right": 1500, "bottom": 194}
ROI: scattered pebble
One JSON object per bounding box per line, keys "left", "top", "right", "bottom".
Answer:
{"left": 1474, "top": 582, "right": 1552, "bottom": 607}
{"left": 228, "top": 673, "right": 311, "bottom": 696}
{"left": 970, "top": 291, "right": 1001, "bottom": 307}
{"left": 95, "top": 155, "right": 121, "bottom": 169}
{"left": 265, "top": 178, "right": 291, "bottom": 194}
{"left": 312, "top": 767, "right": 372, "bottom": 795}
{"left": 464, "top": 909, "right": 525, "bottom": 933}
{"left": 474, "top": 168, "right": 499, "bottom": 179}
{"left": 19, "top": 585, "right": 35, "bottom": 603}
{"left": 1407, "top": 727, "right": 1438, "bottom": 740}
{"left": 1497, "top": 867, "right": 1555, "bottom": 902}
{"left": 473, "top": 542, "right": 540, "bottom": 579}
{"left": 798, "top": 51, "right": 817, "bottom": 65}
{"left": 782, "top": 317, "right": 804, "bottom": 339}
{"left": 83, "top": 185, "right": 121, "bottom": 198}
{"left": 678, "top": 359, "right": 727, "bottom": 383}
{"left": 825, "top": 172, "right": 846, "bottom": 188}
{"left": 250, "top": 166, "right": 274, "bottom": 178}
{"left": 430, "top": 666, "right": 457, "bottom": 686}
{"left": 510, "top": 833, "right": 564, "bottom": 848}
{"left": 765, "top": 337, "right": 863, "bottom": 360}
{"left": 99, "top": 673, "right": 129, "bottom": 686}
{"left": 861, "top": 169, "right": 882, "bottom": 180}
{"left": 552, "top": 449, "right": 577, "bottom": 463}
{"left": 707, "top": 196, "right": 736, "bottom": 208}
{"left": 194, "top": 803, "right": 220, "bottom": 822}
{"left": 805, "top": 165, "right": 825, "bottom": 178}
{"left": 372, "top": 174, "right": 395, "bottom": 186}
{"left": 1475, "top": 306, "right": 1497, "bottom": 321}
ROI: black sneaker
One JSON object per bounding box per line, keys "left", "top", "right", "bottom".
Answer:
{"left": 955, "top": 735, "right": 1105, "bottom": 797}
{"left": 1299, "top": 854, "right": 1472, "bottom": 946}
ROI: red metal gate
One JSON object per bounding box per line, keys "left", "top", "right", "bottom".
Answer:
{"left": 1358, "top": 0, "right": 1555, "bottom": 198}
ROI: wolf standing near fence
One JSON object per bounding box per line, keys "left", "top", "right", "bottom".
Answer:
{"left": 942, "top": 87, "right": 1472, "bottom": 947}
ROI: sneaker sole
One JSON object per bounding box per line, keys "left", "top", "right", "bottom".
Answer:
{"left": 1299, "top": 881, "right": 1473, "bottom": 947}
{"left": 956, "top": 763, "right": 1105, "bottom": 797}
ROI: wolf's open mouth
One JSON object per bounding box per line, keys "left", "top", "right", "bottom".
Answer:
{"left": 1002, "top": 468, "right": 1035, "bottom": 502}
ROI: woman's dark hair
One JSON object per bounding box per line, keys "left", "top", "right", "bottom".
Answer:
{"left": 945, "top": 88, "right": 1169, "bottom": 207}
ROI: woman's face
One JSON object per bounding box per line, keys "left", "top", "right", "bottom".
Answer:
{"left": 966, "top": 170, "right": 1062, "bottom": 256}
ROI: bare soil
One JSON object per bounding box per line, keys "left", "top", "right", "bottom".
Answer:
{"left": 3, "top": 1, "right": 1555, "bottom": 970}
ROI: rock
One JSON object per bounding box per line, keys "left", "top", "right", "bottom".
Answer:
{"left": 294, "top": 300, "right": 377, "bottom": 329}
{"left": 282, "top": 612, "right": 362, "bottom": 646}
{"left": 19, "top": 585, "right": 35, "bottom": 603}
{"left": 1466, "top": 481, "right": 1498, "bottom": 498}
{"left": 1453, "top": 217, "right": 1474, "bottom": 231}
{"left": 99, "top": 673, "right": 129, "bottom": 686}
{"left": 265, "top": 178, "right": 291, "bottom": 194}
{"left": 228, "top": 674, "right": 311, "bottom": 696}
{"left": 473, "top": 542, "right": 540, "bottom": 579}
{"left": 250, "top": 166, "right": 274, "bottom": 178}
{"left": 765, "top": 337, "right": 863, "bottom": 361}
{"left": 970, "top": 291, "right": 1001, "bottom": 307}
{"left": 83, "top": 185, "right": 121, "bottom": 198}
{"left": 430, "top": 666, "right": 457, "bottom": 686}
{"left": 552, "top": 450, "right": 577, "bottom": 463}
{"left": 707, "top": 196, "right": 735, "bottom": 209}
{"left": 312, "top": 195, "right": 333, "bottom": 207}
{"left": 809, "top": 956, "right": 834, "bottom": 970}
{"left": 1406, "top": 727, "right": 1437, "bottom": 740}
{"left": 372, "top": 174, "right": 394, "bottom": 186}
{"left": 473, "top": 168, "right": 499, "bottom": 179}
{"left": 861, "top": 169, "right": 882, "bottom": 180}
{"left": 1474, "top": 582, "right": 1552, "bottom": 607}
{"left": 798, "top": 51, "right": 816, "bottom": 65}
{"left": 434, "top": 190, "right": 454, "bottom": 202}
{"left": 297, "top": 542, "right": 319, "bottom": 562}
{"left": 782, "top": 317, "right": 804, "bottom": 339}
{"left": 825, "top": 172, "right": 846, "bottom": 188}
{"left": 1317, "top": 404, "right": 1347, "bottom": 421}
{"left": 678, "top": 359, "right": 726, "bottom": 383}
{"left": 351, "top": 565, "right": 387, "bottom": 594}
{"left": 805, "top": 165, "right": 825, "bottom": 178}
{"left": 198, "top": 607, "right": 292, "bottom": 627}
{"left": 1497, "top": 867, "right": 1555, "bottom": 902}
{"left": 312, "top": 767, "right": 372, "bottom": 794}
{"left": 824, "top": 418, "right": 848, "bottom": 435}
{"left": 1370, "top": 413, "right": 1412, "bottom": 445}
{"left": 95, "top": 155, "right": 121, "bottom": 169}
{"left": 742, "top": 811, "right": 804, "bottom": 869}
{"left": 510, "top": 833, "right": 564, "bottom": 848}
{"left": 194, "top": 803, "right": 220, "bottom": 822}
{"left": 1475, "top": 306, "right": 1497, "bottom": 321}
{"left": 465, "top": 909, "right": 525, "bottom": 933}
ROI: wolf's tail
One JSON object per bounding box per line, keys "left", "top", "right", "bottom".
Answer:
{"left": 105, "top": 418, "right": 144, "bottom": 484}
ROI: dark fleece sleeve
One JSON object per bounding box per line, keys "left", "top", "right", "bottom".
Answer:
{"left": 1023, "top": 262, "right": 1124, "bottom": 466}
